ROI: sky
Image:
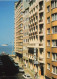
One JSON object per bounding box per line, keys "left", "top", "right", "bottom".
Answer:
{"left": 0, "top": 0, "right": 18, "bottom": 46}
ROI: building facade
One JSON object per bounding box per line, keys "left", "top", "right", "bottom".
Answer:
{"left": 23, "top": 0, "right": 29, "bottom": 67}
{"left": 14, "top": 0, "right": 23, "bottom": 63}
{"left": 14, "top": 0, "right": 47, "bottom": 79}
{"left": 45, "top": 0, "right": 57, "bottom": 79}
{"left": 28, "top": 0, "right": 45, "bottom": 78}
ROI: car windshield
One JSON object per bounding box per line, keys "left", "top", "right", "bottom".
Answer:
{"left": 27, "top": 76, "right": 30, "bottom": 77}
{"left": 19, "top": 67, "right": 23, "bottom": 69}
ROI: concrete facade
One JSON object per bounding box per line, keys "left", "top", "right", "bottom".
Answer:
{"left": 23, "top": 0, "right": 29, "bottom": 68}
{"left": 28, "top": 0, "right": 45, "bottom": 78}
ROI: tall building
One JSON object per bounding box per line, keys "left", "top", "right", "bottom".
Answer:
{"left": 28, "top": 0, "right": 38, "bottom": 73}
{"left": 45, "top": 0, "right": 57, "bottom": 79}
{"left": 14, "top": 0, "right": 46, "bottom": 79}
{"left": 14, "top": 0, "right": 23, "bottom": 63}
{"left": 28, "top": 0, "right": 45, "bottom": 78}
{"left": 23, "top": 0, "right": 29, "bottom": 67}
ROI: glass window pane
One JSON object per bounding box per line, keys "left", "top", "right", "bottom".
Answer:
{"left": 56, "top": 54, "right": 57, "bottom": 61}
{"left": 53, "top": 53, "right": 55, "bottom": 60}
{"left": 53, "top": 66, "right": 55, "bottom": 73}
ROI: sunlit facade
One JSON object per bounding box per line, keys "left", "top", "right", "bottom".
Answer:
{"left": 45, "top": 0, "right": 57, "bottom": 79}
{"left": 23, "top": 0, "right": 29, "bottom": 68}
{"left": 14, "top": 0, "right": 23, "bottom": 63}
{"left": 28, "top": 0, "right": 45, "bottom": 78}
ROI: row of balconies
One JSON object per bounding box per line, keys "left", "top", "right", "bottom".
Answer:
{"left": 16, "top": 29, "right": 23, "bottom": 34}
{"left": 29, "top": 30, "right": 44, "bottom": 36}
{"left": 29, "top": 31, "right": 38, "bottom": 36}
{"left": 15, "top": 13, "right": 23, "bottom": 23}
{"left": 16, "top": 18, "right": 23, "bottom": 26}
{"left": 16, "top": 27, "right": 23, "bottom": 33}
{"left": 16, "top": 39, "right": 23, "bottom": 43}
{"left": 29, "top": 8, "right": 38, "bottom": 18}
{"left": 16, "top": 44, "right": 23, "bottom": 46}
{"left": 29, "top": 29, "right": 38, "bottom": 34}
{"left": 29, "top": 12, "right": 38, "bottom": 20}
{"left": 30, "top": 19, "right": 38, "bottom": 25}
{"left": 29, "top": 21, "right": 37, "bottom": 26}
{"left": 28, "top": 54, "right": 44, "bottom": 63}
{"left": 16, "top": 33, "right": 23, "bottom": 38}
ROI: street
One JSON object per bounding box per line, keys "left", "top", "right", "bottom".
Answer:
{"left": 0, "top": 73, "right": 24, "bottom": 79}
{"left": 0, "top": 54, "right": 24, "bottom": 79}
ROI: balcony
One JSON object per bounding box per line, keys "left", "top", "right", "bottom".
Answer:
{"left": 39, "top": 36, "right": 44, "bottom": 46}
{"left": 23, "top": 54, "right": 29, "bottom": 60}
{"left": 39, "top": 43, "right": 43, "bottom": 46}
{"left": 29, "top": 55, "right": 34, "bottom": 60}
{"left": 39, "top": 19, "right": 43, "bottom": 22}
{"left": 39, "top": 30, "right": 43, "bottom": 34}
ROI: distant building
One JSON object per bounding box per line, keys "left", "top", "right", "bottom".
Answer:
{"left": 14, "top": 0, "right": 23, "bottom": 62}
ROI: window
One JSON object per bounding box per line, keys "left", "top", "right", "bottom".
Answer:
{"left": 36, "top": 35, "right": 38, "bottom": 40}
{"left": 47, "top": 52, "right": 50, "bottom": 58}
{"left": 34, "top": 36, "right": 35, "bottom": 39}
{"left": 51, "top": 1, "right": 57, "bottom": 9}
{"left": 52, "top": 40, "right": 57, "bottom": 47}
{"left": 47, "top": 28, "right": 50, "bottom": 34}
{"left": 52, "top": 53, "right": 57, "bottom": 61}
{"left": 52, "top": 26, "right": 57, "bottom": 34}
{"left": 47, "top": 63, "right": 50, "bottom": 70}
{"left": 28, "top": 39, "right": 29, "bottom": 42}
{"left": 47, "top": 17, "right": 50, "bottom": 23}
{"left": 47, "top": 40, "right": 50, "bottom": 46}
{"left": 47, "top": 6, "right": 50, "bottom": 12}
{"left": 34, "top": 27, "right": 35, "bottom": 31}
{"left": 52, "top": 13, "right": 57, "bottom": 21}
{"left": 52, "top": 66, "right": 57, "bottom": 74}
{"left": 26, "top": 39, "right": 27, "bottom": 42}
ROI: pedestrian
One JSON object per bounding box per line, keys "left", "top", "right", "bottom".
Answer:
{"left": 34, "top": 72, "right": 38, "bottom": 79}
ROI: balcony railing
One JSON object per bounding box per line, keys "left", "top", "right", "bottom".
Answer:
{"left": 39, "top": 31, "right": 43, "bottom": 34}
{"left": 39, "top": 56, "right": 43, "bottom": 60}
{"left": 39, "top": 43, "right": 43, "bottom": 46}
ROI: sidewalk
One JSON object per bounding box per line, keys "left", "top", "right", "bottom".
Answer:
{"left": 13, "top": 58, "right": 34, "bottom": 78}
{"left": 24, "top": 67, "right": 35, "bottom": 79}
{"left": 13, "top": 58, "right": 45, "bottom": 79}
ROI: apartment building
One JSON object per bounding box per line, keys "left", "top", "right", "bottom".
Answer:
{"left": 14, "top": 0, "right": 23, "bottom": 63}
{"left": 28, "top": 0, "right": 45, "bottom": 78}
{"left": 14, "top": 0, "right": 46, "bottom": 78}
{"left": 23, "top": 0, "right": 29, "bottom": 67}
{"left": 45, "top": 0, "right": 57, "bottom": 79}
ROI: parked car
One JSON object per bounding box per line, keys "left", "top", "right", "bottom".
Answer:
{"left": 22, "top": 74, "right": 32, "bottom": 79}
{"left": 9, "top": 57, "right": 14, "bottom": 62}
{"left": 19, "top": 67, "right": 24, "bottom": 73}
{"left": 14, "top": 63, "right": 19, "bottom": 66}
